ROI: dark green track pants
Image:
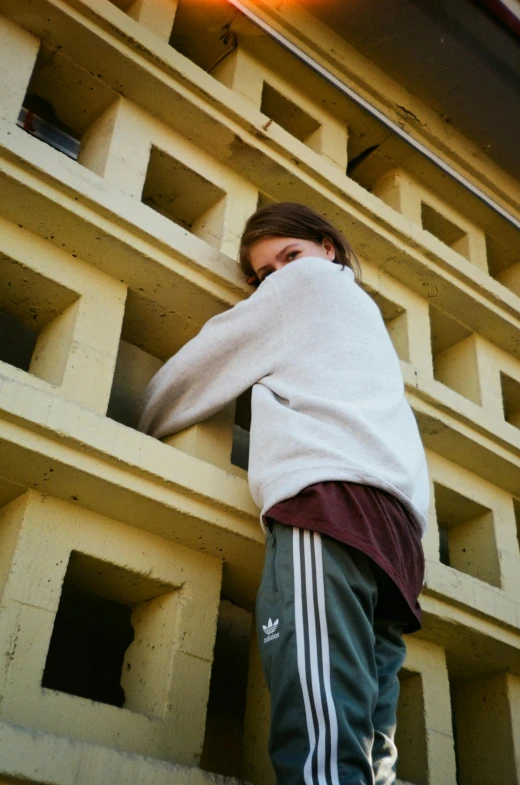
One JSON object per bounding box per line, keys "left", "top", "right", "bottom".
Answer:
{"left": 256, "top": 522, "right": 407, "bottom": 785}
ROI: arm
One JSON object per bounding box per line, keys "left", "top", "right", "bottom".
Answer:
{"left": 136, "top": 277, "right": 284, "bottom": 439}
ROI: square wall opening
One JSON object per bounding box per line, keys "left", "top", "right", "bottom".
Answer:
{"left": 421, "top": 202, "right": 470, "bottom": 261}
{"left": 434, "top": 483, "right": 501, "bottom": 587}
{"left": 260, "top": 83, "right": 321, "bottom": 145}
{"left": 107, "top": 340, "right": 163, "bottom": 428}
{"left": 200, "top": 599, "right": 253, "bottom": 778}
{"left": 371, "top": 292, "right": 410, "bottom": 362}
{"left": 486, "top": 234, "right": 520, "bottom": 296}
{"left": 107, "top": 285, "right": 219, "bottom": 428}
{"left": 429, "top": 305, "right": 481, "bottom": 404}
{"left": 0, "top": 255, "right": 79, "bottom": 386}
{"left": 43, "top": 551, "right": 177, "bottom": 717}
{"left": 142, "top": 146, "right": 227, "bottom": 247}
{"left": 395, "top": 669, "right": 427, "bottom": 785}
{"left": 19, "top": 46, "right": 114, "bottom": 161}
{"left": 42, "top": 583, "right": 133, "bottom": 708}
{"left": 500, "top": 372, "right": 520, "bottom": 428}
{"left": 169, "top": 0, "right": 240, "bottom": 72}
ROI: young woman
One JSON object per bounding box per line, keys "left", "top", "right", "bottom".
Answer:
{"left": 137, "top": 202, "right": 429, "bottom": 785}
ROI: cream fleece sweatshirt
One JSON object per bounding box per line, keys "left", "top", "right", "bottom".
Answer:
{"left": 137, "top": 257, "right": 429, "bottom": 534}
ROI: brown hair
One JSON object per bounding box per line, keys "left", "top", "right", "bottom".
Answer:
{"left": 239, "top": 202, "right": 360, "bottom": 284}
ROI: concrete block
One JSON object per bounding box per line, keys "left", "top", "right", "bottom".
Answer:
{"left": 0, "top": 600, "right": 55, "bottom": 705}
{"left": 305, "top": 120, "right": 348, "bottom": 172}
{"left": 157, "top": 651, "right": 214, "bottom": 763}
{"left": 29, "top": 300, "right": 79, "bottom": 387}
{"left": 365, "top": 265, "right": 433, "bottom": 375}
{"left": 0, "top": 494, "right": 30, "bottom": 603}
{"left": 214, "top": 46, "right": 348, "bottom": 170}
{"left": 449, "top": 511, "right": 500, "bottom": 586}
{"left": 81, "top": 96, "right": 258, "bottom": 259}
{"left": 128, "top": 0, "right": 178, "bottom": 40}
{"left": 372, "top": 169, "right": 422, "bottom": 225}
{"left": 80, "top": 98, "right": 151, "bottom": 198}
{"left": 0, "top": 217, "right": 127, "bottom": 413}
{"left": 0, "top": 721, "right": 83, "bottom": 784}
{"left": 496, "top": 261, "right": 520, "bottom": 296}
{"left": 453, "top": 672, "right": 518, "bottom": 784}
{"left": 401, "top": 639, "right": 457, "bottom": 785}
{"left": 472, "top": 581, "right": 517, "bottom": 626}
{"left": 421, "top": 469, "right": 442, "bottom": 562}
{"left": 205, "top": 191, "right": 250, "bottom": 261}
{"left": 0, "top": 718, "right": 252, "bottom": 784}
{"left": 0, "top": 493, "right": 223, "bottom": 764}
{"left": 433, "top": 334, "right": 482, "bottom": 405}
{"left": 424, "top": 560, "right": 475, "bottom": 610}
{"left": 426, "top": 731, "right": 459, "bottom": 785}
{"left": 372, "top": 167, "right": 489, "bottom": 271}
{"left": 498, "top": 547, "right": 520, "bottom": 600}
{"left": 0, "top": 364, "right": 52, "bottom": 420}
{"left": 61, "top": 341, "right": 120, "bottom": 414}
{"left": 163, "top": 403, "right": 236, "bottom": 472}
{"left": 473, "top": 335, "right": 508, "bottom": 420}
{"left": 212, "top": 48, "right": 264, "bottom": 108}
{"left": 404, "top": 295, "right": 434, "bottom": 377}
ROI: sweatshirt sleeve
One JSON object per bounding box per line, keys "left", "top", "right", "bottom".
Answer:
{"left": 136, "top": 276, "right": 284, "bottom": 439}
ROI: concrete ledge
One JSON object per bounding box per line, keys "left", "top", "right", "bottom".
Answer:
{"left": 1, "top": 372, "right": 520, "bottom": 627}
{"left": 0, "top": 720, "right": 250, "bottom": 785}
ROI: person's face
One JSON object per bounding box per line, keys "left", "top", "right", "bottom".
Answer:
{"left": 248, "top": 236, "right": 335, "bottom": 286}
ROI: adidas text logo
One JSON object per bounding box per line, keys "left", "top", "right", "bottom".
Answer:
{"left": 262, "top": 618, "right": 279, "bottom": 643}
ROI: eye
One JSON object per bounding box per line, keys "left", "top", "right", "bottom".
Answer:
{"left": 286, "top": 251, "right": 300, "bottom": 261}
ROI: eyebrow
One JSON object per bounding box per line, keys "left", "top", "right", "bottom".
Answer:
{"left": 256, "top": 243, "right": 301, "bottom": 278}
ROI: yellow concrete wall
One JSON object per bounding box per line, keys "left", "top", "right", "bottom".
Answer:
{"left": 0, "top": 0, "right": 519, "bottom": 783}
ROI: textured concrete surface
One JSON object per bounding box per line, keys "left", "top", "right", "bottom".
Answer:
{"left": 0, "top": 1, "right": 519, "bottom": 783}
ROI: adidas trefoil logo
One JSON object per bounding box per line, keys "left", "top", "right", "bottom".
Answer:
{"left": 263, "top": 617, "right": 280, "bottom": 644}
{"left": 263, "top": 618, "right": 279, "bottom": 635}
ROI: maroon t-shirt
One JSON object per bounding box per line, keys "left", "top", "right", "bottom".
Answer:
{"left": 264, "top": 481, "right": 424, "bottom": 633}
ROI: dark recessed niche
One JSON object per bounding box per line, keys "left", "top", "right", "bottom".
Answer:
{"left": 396, "top": 669, "right": 427, "bottom": 785}
{"left": 434, "top": 483, "right": 500, "bottom": 586}
{"left": 0, "top": 308, "right": 38, "bottom": 372}
{"left": 500, "top": 372, "right": 520, "bottom": 428}
{"left": 421, "top": 202, "right": 470, "bottom": 260}
{"left": 200, "top": 599, "right": 252, "bottom": 777}
{"left": 260, "top": 82, "right": 320, "bottom": 143}
{"left": 231, "top": 387, "right": 252, "bottom": 471}
{"left": 42, "top": 585, "right": 134, "bottom": 708}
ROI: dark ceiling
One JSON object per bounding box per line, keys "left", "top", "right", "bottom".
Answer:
{"left": 304, "top": 0, "right": 520, "bottom": 179}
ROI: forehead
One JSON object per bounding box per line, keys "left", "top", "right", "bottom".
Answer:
{"left": 249, "top": 236, "right": 305, "bottom": 266}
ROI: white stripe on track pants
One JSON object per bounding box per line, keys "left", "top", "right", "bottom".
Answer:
{"left": 256, "top": 522, "right": 407, "bottom": 785}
